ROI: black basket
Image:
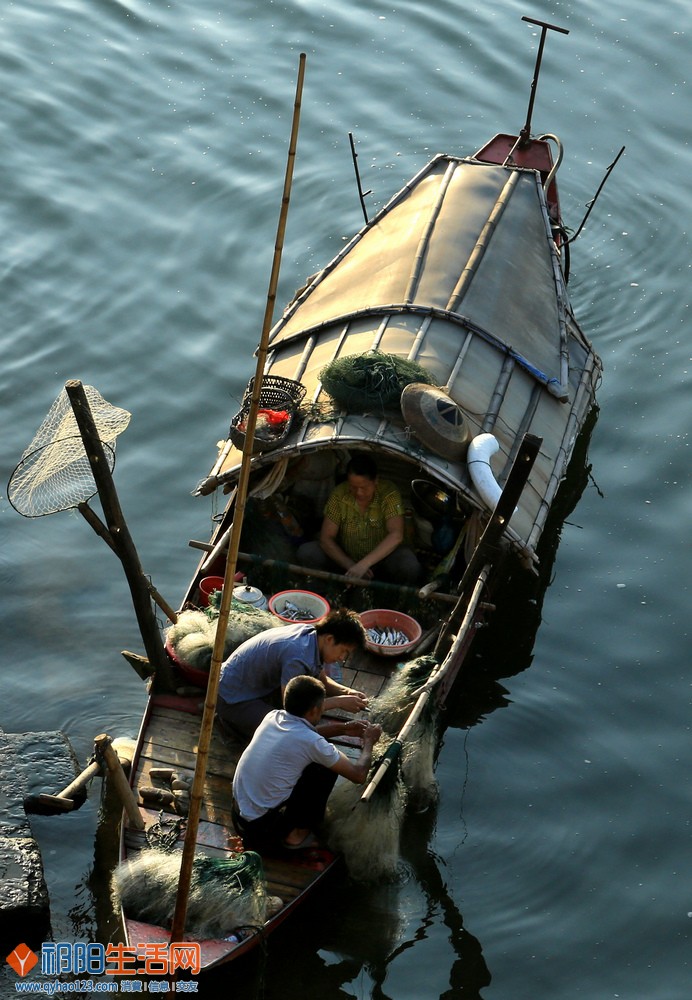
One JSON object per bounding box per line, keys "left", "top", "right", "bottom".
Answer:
{"left": 230, "top": 375, "right": 306, "bottom": 454}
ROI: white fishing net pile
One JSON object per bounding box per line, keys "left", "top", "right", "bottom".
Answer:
{"left": 111, "top": 848, "right": 268, "bottom": 939}
{"left": 165, "top": 605, "right": 282, "bottom": 673}
{"left": 325, "top": 656, "right": 440, "bottom": 882}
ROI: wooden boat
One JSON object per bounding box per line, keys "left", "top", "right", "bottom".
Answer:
{"left": 118, "top": 18, "right": 607, "bottom": 973}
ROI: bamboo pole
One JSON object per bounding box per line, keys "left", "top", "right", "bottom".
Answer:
{"left": 187, "top": 542, "right": 460, "bottom": 605}
{"left": 64, "top": 380, "right": 174, "bottom": 678}
{"left": 94, "top": 734, "right": 145, "bottom": 831}
{"left": 170, "top": 53, "right": 307, "bottom": 944}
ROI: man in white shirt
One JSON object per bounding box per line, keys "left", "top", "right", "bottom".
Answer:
{"left": 232, "top": 674, "right": 381, "bottom": 851}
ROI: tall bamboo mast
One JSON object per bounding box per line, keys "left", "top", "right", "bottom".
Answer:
{"left": 170, "top": 52, "right": 307, "bottom": 943}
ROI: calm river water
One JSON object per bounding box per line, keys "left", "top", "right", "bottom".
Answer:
{"left": 1, "top": 1, "right": 690, "bottom": 998}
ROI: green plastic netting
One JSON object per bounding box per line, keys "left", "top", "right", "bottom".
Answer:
{"left": 320, "top": 350, "right": 436, "bottom": 412}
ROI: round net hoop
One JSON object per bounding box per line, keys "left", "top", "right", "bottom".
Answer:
{"left": 7, "top": 384, "right": 131, "bottom": 518}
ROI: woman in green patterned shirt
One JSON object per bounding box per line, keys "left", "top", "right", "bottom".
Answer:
{"left": 297, "top": 453, "right": 421, "bottom": 585}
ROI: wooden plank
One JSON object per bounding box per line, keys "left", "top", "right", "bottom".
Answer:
{"left": 150, "top": 704, "right": 204, "bottom": 725}
{"left": 348, "top": 670, "right": 389, "bottom": 700}
{"left": 137, "top": 756, "right": 236, "bottom": 793}
{"left": 149, "top": 706, "right": 242, "bottom": 752}
{"left": 138, "top": 740, "right": 237, "bottom": 779}
{"left": 139, "top": 733, "right": 238, "bottom": 771}
{"left": 140, "top": 725, "right": 234, "bottom": 767}
{"left": 128, "top": 793, "right": 235, "bottom": 829}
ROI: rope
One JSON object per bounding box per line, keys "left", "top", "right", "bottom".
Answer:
{"left": 145, "top": 811, "right": 186, "bottom": 853}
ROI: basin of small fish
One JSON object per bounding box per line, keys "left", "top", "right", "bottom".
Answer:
{"left": 359, "top": 609, "right": 422, "bottom": 656}
{"left": 268, "top": 589, "right": 330, "bottom": 624}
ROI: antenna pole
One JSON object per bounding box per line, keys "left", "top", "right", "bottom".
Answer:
{"left": 569, "top": 145, "right": 626, "bottom": 243}
{"left": 349, "top": 132, "right": 371, "bottom": 224}
{"left": 519, "top": 16, "right": 569, "bottom": 147}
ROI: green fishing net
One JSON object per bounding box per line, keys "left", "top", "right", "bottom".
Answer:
{"left": 320, "top": 350, "right": 436, "bottom": 412}
{"left": 369, "top": 655, "right": 438, "bottom": 733}
{"left": 191, "top": 851, "right": 264, "bottom": 891}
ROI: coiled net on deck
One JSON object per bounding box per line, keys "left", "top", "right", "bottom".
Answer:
{"left": 111, "top": 848, "right": 268, "bottom": 939}
{"left": 165, "top": 604, "right": 283, "bottom": 674}
{"left": 7, "top": 384, "right": 131, "bottom": 517}
{"left": 320, "top": 350, "right": 436, "bottom": 412}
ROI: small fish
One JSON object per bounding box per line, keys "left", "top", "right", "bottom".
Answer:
{"left": 281, "top": 601, "right": 317, "bottom": 621}
{"left": 367, "top": 626, "right": 409, "bottom": 647}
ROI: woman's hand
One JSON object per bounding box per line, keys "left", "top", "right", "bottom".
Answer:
{"left": 344, "top": 559, "right": 374, "bottom": 580}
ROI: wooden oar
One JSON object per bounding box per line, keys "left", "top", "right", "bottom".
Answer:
{"left": 170, "top": 53, "right": 307, "bottom": 944}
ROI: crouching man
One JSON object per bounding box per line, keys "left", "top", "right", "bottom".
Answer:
{"left": 231, "top": 674, "right": 381, "bottom": 852}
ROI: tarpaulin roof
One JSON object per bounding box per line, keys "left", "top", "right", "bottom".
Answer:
{"left": 270, "top": 155, "right": 566, "bottom": 390}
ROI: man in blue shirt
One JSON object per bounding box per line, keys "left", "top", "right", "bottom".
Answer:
{"left": 217, "top": 608, "right": 369, "bottom": 740}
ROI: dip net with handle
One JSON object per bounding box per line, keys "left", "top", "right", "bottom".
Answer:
{"left": 8, "top": 384, "right": 131, "bottom": 518}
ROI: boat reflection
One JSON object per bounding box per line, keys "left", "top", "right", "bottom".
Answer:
{"left": 200, "top": 802, "right": 491, "bottom": 998}
{"left": 449, "top": 404, "right": 599, "bottom": 712}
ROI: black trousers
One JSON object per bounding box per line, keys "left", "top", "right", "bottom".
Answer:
{"left": 233, "top": 763, "right": 338, "bottom": 851}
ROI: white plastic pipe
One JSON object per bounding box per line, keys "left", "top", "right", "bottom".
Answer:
{"left": 467, "top": 433, "right": 505, "bottom": 512}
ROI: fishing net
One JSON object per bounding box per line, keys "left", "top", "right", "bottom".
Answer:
{"left": 7, "top": 384, "right": 131, "bottom": 517}
{"left": 325, "top": 733, "right": 408, "bottom": 883}
{"left": 165, "top": 603, "right": 282, "bottom": 674}
{"left": 368, "top": 656, "right": 438, "bottom": 733}
{"left": 111, "top": 848, "right": 268, "bottom": 939}
{"left": 325, "top": 655, "right": 441, "bottom": 880}
{"left": 319, "top": 350, "right": 436, "bottom": 413}
{"left": 372, "top": 655, "right": 440, "bottom": 810}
